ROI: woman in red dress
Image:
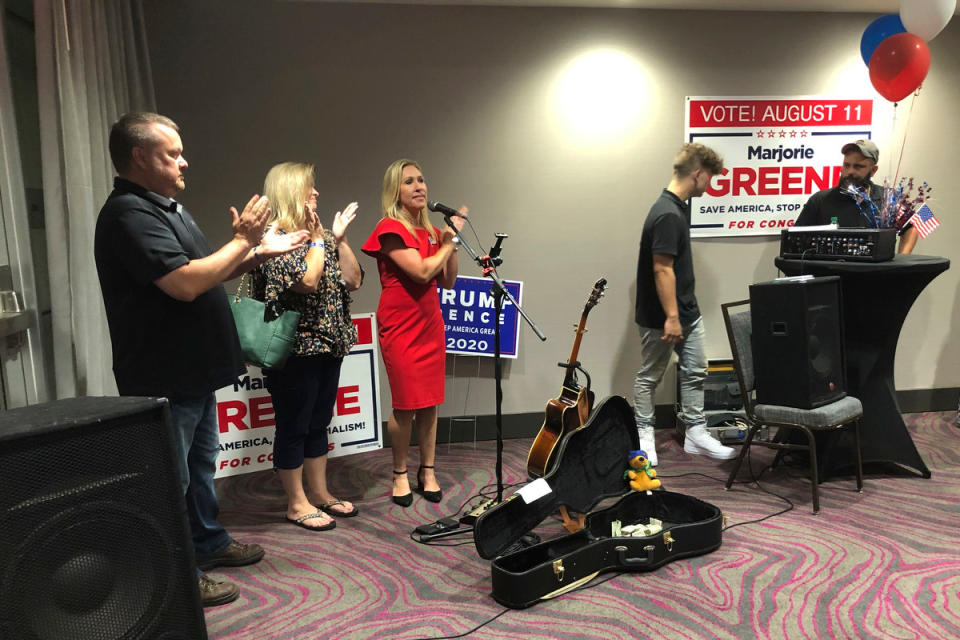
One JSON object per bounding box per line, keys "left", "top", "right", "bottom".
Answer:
{"left": 361, "top": 159, "right": 466, "bottom": 506}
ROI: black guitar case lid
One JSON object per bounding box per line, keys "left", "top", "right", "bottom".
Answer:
{"left": 473, "top": 395, "right": 639, "bottom": 559}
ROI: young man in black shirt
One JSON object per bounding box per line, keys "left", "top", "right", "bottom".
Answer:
{"left": 634, "top": 143, "right": 736, "bottom": 466}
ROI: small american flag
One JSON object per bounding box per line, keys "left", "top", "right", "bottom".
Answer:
{"left": 907, "top": 204, "right": 940, "bottom": 238}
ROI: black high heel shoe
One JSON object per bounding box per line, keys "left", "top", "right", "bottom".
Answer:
{"left": 392, "top": 469, "right": 413, "bottom": 507}
{"left": 416, "top": 465, "right": 443, "bottom": 503}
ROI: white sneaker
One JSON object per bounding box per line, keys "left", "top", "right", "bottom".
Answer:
{"left": 683, "top": 426, "right": 737, "bottom": 460}
{"left": 637, "top": 427, "right": 658, "bottom": 467}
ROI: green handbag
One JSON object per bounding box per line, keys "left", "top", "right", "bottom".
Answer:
{"left": 229, "top": 274, "right": 300, "bottom": 370}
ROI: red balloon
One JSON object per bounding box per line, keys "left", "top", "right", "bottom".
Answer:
{"left": 869, "top": 33, "right": 931, "bottom": 102}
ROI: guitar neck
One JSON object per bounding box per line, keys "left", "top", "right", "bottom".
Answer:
{"left": 562, "top": 310, "right": 590, "bottom": 388}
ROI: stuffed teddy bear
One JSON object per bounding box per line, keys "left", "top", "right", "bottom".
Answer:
{"left": 624, "top": 449, "right": 661, "bottom": 492}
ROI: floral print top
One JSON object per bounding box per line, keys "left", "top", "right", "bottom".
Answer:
{"left": 251, "top": 228, "right": 358, "bottom": 358}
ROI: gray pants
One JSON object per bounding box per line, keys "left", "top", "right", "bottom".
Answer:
{"left": 633, "top": 317, "right": 707, "bottom": 431}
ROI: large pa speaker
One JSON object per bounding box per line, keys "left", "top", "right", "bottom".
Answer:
{"left": 0, "top": 396, "right": 207, "bottom": 640}
{"left": 749, "top": 276, "right": 846, "bottom": 409}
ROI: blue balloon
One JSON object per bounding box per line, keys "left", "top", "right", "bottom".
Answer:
{"left": 860, "top": 14, "right": 907, "bottom": 66}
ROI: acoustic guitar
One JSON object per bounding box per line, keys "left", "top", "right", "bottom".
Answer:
{"left": 526, "top": 278, "right": 607, "bottom": 479}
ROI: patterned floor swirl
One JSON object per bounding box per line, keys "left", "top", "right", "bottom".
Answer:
{"left": 204, "top": 411, "right": 960, "bottom": 639}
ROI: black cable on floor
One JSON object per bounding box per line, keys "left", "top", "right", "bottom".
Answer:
{"left": 409, "top": 607, "right": 510, "bottom": 640}
{"left": 655, "top": 443, "right": 795, "bottom": 530}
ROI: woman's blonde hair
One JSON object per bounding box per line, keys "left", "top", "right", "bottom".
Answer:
{"left": 264, "top": 162, "right": 315, "bottom": 232}
{"left": 380, "top": 158, "right": 437, "bottom": 242}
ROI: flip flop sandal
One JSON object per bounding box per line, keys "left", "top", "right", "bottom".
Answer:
{"left": 320, "top": 499, "right": 359, "bottom": 518}
{"left": 286, "top": 511, "right": 336, "bottom": 531}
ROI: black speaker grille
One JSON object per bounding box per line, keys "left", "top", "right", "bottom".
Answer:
{"left": 750, "top": 277, "right": 846, "bottom": 409}
{"left": 0, "top": 397, "right": 206, "bottom": 640}
{"left": 7, "top": 504, "right": 172, "bottom": 638}
{"left": 807, "top": 304, "right": 840, "bottom": 379}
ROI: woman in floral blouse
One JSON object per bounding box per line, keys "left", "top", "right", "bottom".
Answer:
{"left": 252, "top": 162, "right": 362, "bottom": 531}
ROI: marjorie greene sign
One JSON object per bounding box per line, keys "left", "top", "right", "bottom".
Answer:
{"left": 685, "top": 96, "right": 874, "bottom": 237}
{"left": 213, "top": 313, "right": 382, "bottom": 478}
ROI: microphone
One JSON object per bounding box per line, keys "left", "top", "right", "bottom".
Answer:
{"left": 427, "top": 200, "right": 462, "bottom": 217}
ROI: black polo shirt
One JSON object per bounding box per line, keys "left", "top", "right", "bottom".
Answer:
{"left": 95, "top": 178, "right": 245, "bottom": 399}
{"left": 635, "top": 189, "right": 700, "bottom": 329}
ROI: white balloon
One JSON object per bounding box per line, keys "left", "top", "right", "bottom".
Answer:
{"left": 901, "top": 0, "right": 957, "bottom": 41}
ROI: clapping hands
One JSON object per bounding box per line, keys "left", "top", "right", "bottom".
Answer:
{"left": 259, "top": 227, "right": 310, "bottom": 258}
{"left": 332, "top": 202, "right": 359, "bottom": 242}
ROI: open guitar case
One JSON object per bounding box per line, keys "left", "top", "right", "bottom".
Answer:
{"left": 473, "top": 395, "right": 724, "bottom": 609}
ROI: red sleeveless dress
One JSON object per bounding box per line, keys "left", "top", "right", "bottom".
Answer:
{"left": 361, "top": 219, "right": 445, "bottom": 410}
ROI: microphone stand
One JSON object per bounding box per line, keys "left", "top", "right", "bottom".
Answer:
{"left": 416, "top": 213, "right": 545, "bottom": 543}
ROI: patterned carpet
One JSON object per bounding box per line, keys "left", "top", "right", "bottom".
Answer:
{"left": 204, "top": 412, "right": 960, "bottom": 640}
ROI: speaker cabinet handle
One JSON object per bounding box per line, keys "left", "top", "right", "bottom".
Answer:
{"left": 771, "top": 321, "right": 788, "bottom": 336}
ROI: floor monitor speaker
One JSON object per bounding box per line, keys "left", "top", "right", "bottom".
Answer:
{"left": 0, "top": 396, "right": 206, "bottom": 640}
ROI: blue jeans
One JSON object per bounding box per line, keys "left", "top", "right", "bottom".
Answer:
{"left": 633, "top": 317, "right": 708, "bottom": 431}
{"left": 168, "top": 393, "right": 233, "bottom": 561}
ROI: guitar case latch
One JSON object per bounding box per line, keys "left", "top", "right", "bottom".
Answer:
{"left": 552, "top": 558, "right": 565, "bottom": 582}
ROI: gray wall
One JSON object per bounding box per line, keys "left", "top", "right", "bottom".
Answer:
{"left": 142, "top": 1, "right": 960, "bottom": 420}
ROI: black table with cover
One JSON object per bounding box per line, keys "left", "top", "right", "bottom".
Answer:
{"left": 773, "top": 254, "right": 950, "bottom": 479}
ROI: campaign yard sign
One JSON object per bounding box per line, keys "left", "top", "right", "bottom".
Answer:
{"left": 685, "top": 96, "right": 874, "bottom": 237}
{"left": 214, "top": 313, "right": 382, "bottom": 478}
{"left": 439, "top": 275, "right": 523, "bottom": 358}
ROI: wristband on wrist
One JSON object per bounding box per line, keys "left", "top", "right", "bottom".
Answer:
{"left": 310, "top": 241, "right": 325, "bottom": 248}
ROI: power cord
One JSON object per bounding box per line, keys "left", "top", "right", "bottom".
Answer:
{"left": 721, "top": 446, "right": 795, "bottom": 531}
{"left": 656, "top": 441, "right": 794, "bottom": 530}
{"left": 408, "top": 607, "right": 510, "bottom": 640}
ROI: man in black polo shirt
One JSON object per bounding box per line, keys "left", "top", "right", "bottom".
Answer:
{"left": 95, "top": 112, "right": 307, "bottom": 606}
{"left": 634, "top": 143, "right": 736, "bottom": 467}
{"left": 795, "top": 139, "right": 918, "bottom": 254}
